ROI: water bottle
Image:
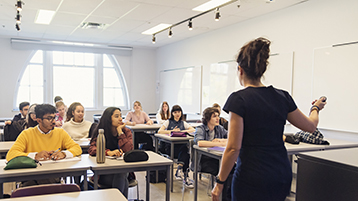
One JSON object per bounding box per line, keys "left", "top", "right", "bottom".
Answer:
{"left": 96, "top": 129, "right": 106, "bottom": 164}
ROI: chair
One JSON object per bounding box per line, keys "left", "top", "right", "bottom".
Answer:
{"left": 88, "top": 178, "right": 141, "bottom": 201}
{"left": 11, "top": 183, "right": 80, "bottom": 198}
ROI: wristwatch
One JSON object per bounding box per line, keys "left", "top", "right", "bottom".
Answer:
{"left": 215, "top": 175, "right": 225, "bottom": 184}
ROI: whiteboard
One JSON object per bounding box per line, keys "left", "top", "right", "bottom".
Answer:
{"left": 202, "top": 52, "right": 294, "bottom": 117}
{"left": 313, "top": 43, "right": 358, "bottom": 132}
{"left": 159, "top": 66, "right": 202, "bottom": 114}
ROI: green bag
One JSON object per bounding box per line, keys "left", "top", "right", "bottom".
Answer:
{"left": 4, "top": 156, "right": 38, "bottom": 170}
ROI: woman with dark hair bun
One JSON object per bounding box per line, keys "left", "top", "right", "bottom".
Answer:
{"left": 212, "top": 38, "right": 327, "bottom": 201}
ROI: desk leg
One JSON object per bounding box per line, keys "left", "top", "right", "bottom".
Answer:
{"left": 194, "top": 149, "right": 198, "bottom": 201}
{"left": 146, "top": 170, "right": 150, "bottom": 201}
{"left": 171, "top": 142, "right": 174, "bottom": 192}
{"left": 93, "top": 171, "right": 98, "bottom": 190}
{"left": 166, "top": 165, "right": 170, "bottom": 201}
{"left": 0, "top": 183, "right": 3, "bottom": 199}
{"left": 133, "top": 132, "right": 137, "bottom": 149}
{"left": 155, "top": 138, "right": 159, "bottom": 183}
{"left": 83, "top": 171, "right": 88, "bottom": 191}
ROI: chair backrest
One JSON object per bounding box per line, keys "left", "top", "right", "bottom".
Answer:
{"left": 11, "top": 184, "right": 81, "bottom": 198}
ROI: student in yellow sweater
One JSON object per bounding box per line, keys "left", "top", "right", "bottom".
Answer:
{"left": 6, "top": 104, "right": 82, "bottom": 162}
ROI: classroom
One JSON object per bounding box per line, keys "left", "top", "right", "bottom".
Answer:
{"left": 0, "top": 0, "right": 358, "bottom": 200}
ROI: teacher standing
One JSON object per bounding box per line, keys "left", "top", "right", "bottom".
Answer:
{"left": 212, "top": 37, "right": 326, "bottom": 201}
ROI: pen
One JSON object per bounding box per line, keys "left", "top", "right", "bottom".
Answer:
{"left": 51, "top": 148, "right": 61, "bottom": 160}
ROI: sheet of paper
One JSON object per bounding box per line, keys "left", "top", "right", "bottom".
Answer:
{"left": 39, "top": 157, "right": 81, "bottom": 164}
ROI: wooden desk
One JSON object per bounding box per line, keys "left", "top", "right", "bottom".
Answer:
{"left": 0, "top": 156, "right": 92, "bottom": 198}
{"left": 87, "top": 151, "right": 172, "bottom": 201}
{"left": 297, "top": 148, "right": 358, "bottom": 201}
{"left": 154, "top": 134, "right": 193, "bottom": 192}
{"left": 5, "top": 188, "right": 126, "bottom": 201}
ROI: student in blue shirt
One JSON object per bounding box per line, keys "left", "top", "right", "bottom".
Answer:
{"left": 158, "top": 105, "right": 195, "bottom": 188}
{"left": 194, "top": 107, "right": 233, "bottom": 201}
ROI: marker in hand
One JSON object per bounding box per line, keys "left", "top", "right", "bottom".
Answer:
{"left": 320, "top": 96, "right": 327, "bottom": 102}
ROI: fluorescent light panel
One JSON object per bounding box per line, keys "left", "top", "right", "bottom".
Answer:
{"left": 193, "top": 0, "right": 232, "bottom": 12}
{"left": 35, "top": 10, "right": 56, "bottom": 25}
{"left": 142, "top": 23, "right": 172, "bottom": 35}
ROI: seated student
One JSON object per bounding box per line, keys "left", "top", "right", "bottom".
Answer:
{"left": 194, "top": 107, "right": 233, "bottom": 201}
{"left": 55, "top": 101, "right": 66, "bottom": 127}
{"left": 12, "top": 102, "right": 30, "bottom": 122}
{"left": 6, "top": 104, "right": 82, "bottom": 186}
{"left": 54, "top": 96, "right": 63, "bottom": 103}
{"left": 156, "top": 101, "right": 170, "bottom": 124}
{"left": 4, "top": 104, "right": 38, "bottom": 141}
{"left": 62, "top": 102, "right": 93, "bottom": 141}
{"left": 88, "top": 107, "right": 133, "bottom": 198}
{"left": 124, "top": 101, "right": 154, "bottom": 151}
{"left": 158, "top": 105, "right": 195, "bottom": 188}
{"left": 212, "top": 103, "right": 228, "bottom": 130}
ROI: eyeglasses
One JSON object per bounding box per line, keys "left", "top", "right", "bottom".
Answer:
{"left": 42, "top": 116, "right": 56, "bottom": 121}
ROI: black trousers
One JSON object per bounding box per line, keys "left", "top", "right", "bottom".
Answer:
{"left": 160, "top": 142, "right": 190, "bottom": 171}
{"left": 200, "top": 155, "right": 234, "bottom": 201}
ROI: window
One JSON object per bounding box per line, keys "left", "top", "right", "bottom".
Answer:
{"left": 15, "top": 50, "right": 129, "bottom": 110}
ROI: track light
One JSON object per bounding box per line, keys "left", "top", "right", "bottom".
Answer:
{"left": 188, "top": 20, "right": 193, "bottom": 31}
{"left": 168, "top": 28, "right": 173, "bottom": 38}
{"left": 16, "top": 0, "right": 23, "bottom": 11}
{"left": 16, "top": 11, "right": 21, "bottom": 24}
{"left": 152, "top": 35, "right": 156, "bottom": 44}
{"left": 215, "top": 8, "right": 220, "bottom": 21}
{"left": 15, "top": 23, "right": 20, "bottom": 31}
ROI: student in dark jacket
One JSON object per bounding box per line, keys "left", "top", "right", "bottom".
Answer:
{"left": 5, "top": 104, "right": 38, "bottom": 141}
{"left": 12, "top": 102, "right": 30, "bottom": 122}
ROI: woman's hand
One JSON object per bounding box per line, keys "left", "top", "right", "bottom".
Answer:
{"left": 211, "top": 183, "right": 224, "bottom": 201}
{"left": 311, "top": 97, "right": 327, "bottom": 110}
{"left": 117, "top": 123, "right": 126, "bottom": 134}
{"left": 172, "top": 126, "right": 180, "bottom": 131}
{"left": 107, "top": 149, "right": 123, "bottom": 157}
{"left": 55, "top": 121, "right": 62, "bottom": 127}
{"left": 146, "top": 120, "right": 153, "bottom": 125}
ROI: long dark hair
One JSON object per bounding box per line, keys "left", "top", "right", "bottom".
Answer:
{"left": 169, "top": 105, "right": 183, "bottom": 121}
{"left": 236, "top": 37, "right": 271, "bottom": 80}
{"left": 26, "top": 104, "right": 38, "bottom": 128}
{"left": 91, "top": 107, "right": 121, "bottom": 149}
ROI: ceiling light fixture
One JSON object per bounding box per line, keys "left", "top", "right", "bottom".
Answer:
{"left": 15, "top": 24, "right": 20, "bottom": 31}
{"left": 193, "top": 0, "right": 232, "bottom": 12}
{"left": 188, "top": 19, "right": 193, "bottom": 30}
{"left": 35, "top": 9, "right": 56, "bottom": 25}
{"left": 147, "top": 0, "right": 237, "bottom": 43}
{"left": 215, "top": 8, "right": 221, "bottom": 21}
{"left": 15, "top": 11, "right": 21, "bottom": 24}
{"left": 152, "top": 35, "right": 156, "bottom": 44}
{"left": 168, "top": 28, "right": 173, "bottom": 38}
{"left": 16, "top": 0, "right": 23, "bottom": 11}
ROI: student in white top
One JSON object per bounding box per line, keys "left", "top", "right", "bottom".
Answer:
{"left": 156, "top": 101, "right": 170, "bottom": 124}
{"left": 62, "top": 102, "right": 93, "bottom": 141}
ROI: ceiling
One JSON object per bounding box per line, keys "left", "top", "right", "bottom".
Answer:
{"left": 0, "top": 0, "right": 306, "bottom": 48}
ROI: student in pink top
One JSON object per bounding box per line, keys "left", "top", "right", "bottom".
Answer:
{"left": 55, "top": 101, "right": 66, "bottom": 127}
{"left": 124, "top": 101, "right": 154, "bottom": 150}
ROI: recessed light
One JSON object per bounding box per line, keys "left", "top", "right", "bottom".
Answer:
{"left": 35, "top": 10, "right": 56, "bottom": 25}
{"left": 193, "top": 0, "right": 232, "bottom": 12}
{"left": 142, "top": 23, "right": 172, "bottom": 35}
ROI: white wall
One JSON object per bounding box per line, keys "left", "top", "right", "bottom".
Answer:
{"left": 156, "top": 0, "right": 358, "bottom": 119}
{"left": 0, "top": 37, "right": 157, "bottom": 121}
{"left": 156, "top": 0, "right": 358, "bottom": 136}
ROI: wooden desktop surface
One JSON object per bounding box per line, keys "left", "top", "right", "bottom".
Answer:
{"left": 5, "top": 189, "right": 126, "bottom": 201}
